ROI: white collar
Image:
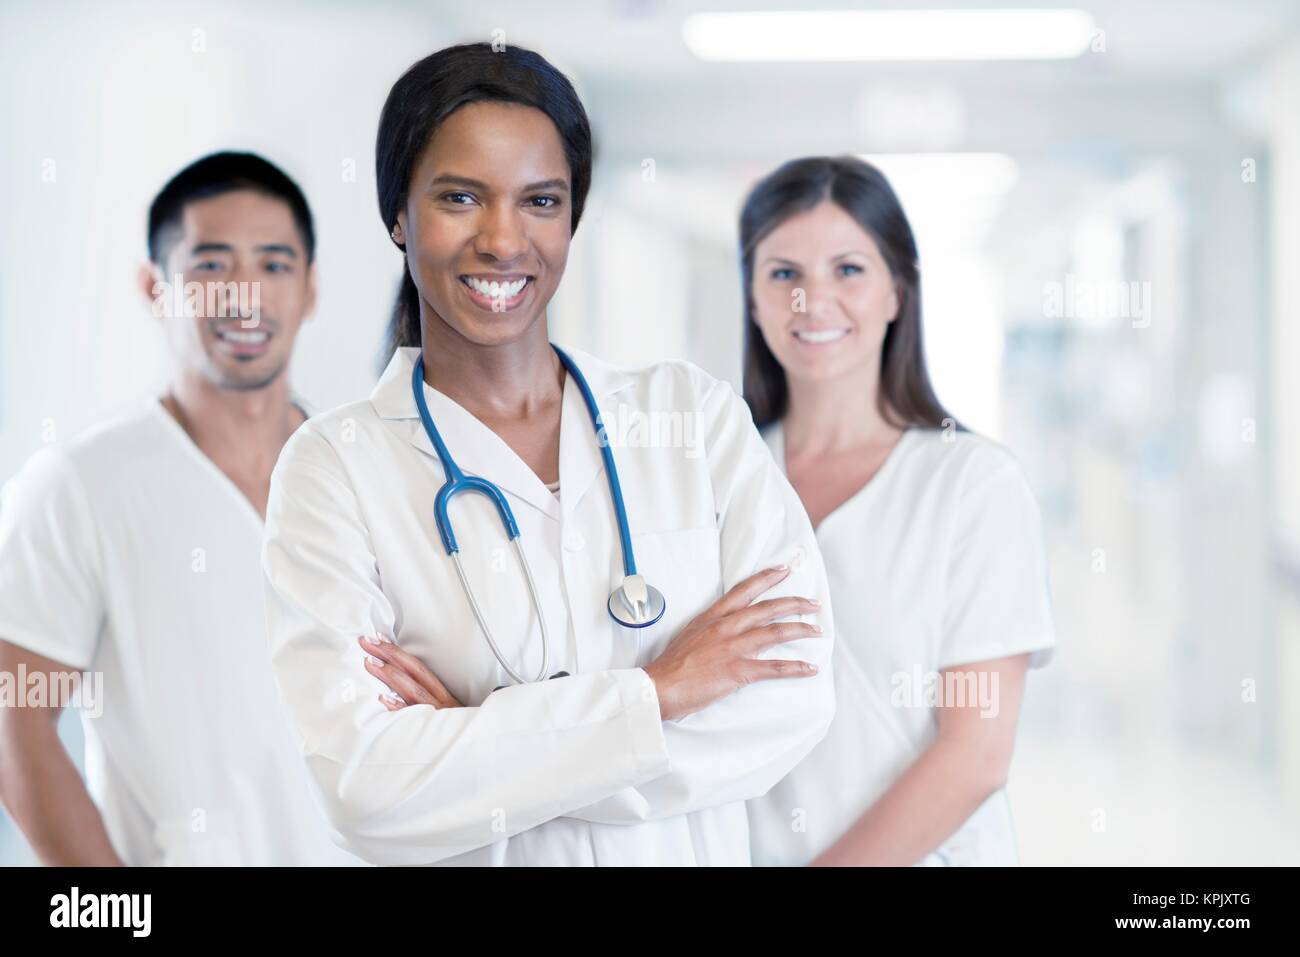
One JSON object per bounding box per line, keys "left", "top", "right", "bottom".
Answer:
{"left": 369, "top": 346, "right": 637, "bottom": 521}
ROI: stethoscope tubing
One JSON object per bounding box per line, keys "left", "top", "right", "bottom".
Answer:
{"left": 410, "top": 344, "right": 653, "bottom": 685}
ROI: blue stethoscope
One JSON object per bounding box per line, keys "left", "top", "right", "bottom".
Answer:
{"left": 412, "top": 345, "right": 667, "bottom": 685}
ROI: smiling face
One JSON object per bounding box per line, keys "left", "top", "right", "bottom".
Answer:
{"left": 396, "top": 100, "right": 572, "bottom": 350}
{"left": 750, "top": 200, "right": 900, "bottom": 387}
{"left": 145, "top": 189, "right": 316, "bottom": 391}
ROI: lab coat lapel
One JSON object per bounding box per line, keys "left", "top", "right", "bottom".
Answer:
{"left": 555, "top": 346, "right": 637, "bottom": 514}
{"left": 370, "top": 347, "right": 561, "bottom": 522}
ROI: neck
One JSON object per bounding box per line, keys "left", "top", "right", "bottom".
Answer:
{"left": 420, "top": 315, "right": 563, "bottom": 418}
{"left": 164, "top": 366, "right": 301, "bottom": 471}
{"left": 783, "top": 360, "right": 900, "bottom": 456}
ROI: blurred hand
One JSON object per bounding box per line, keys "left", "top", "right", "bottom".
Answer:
{"left": 359, "top": 635, "right": 464, "bottom": 710}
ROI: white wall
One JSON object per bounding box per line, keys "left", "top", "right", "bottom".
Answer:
{"left": 0, "top": 0, "right": 451, "bottom": 478}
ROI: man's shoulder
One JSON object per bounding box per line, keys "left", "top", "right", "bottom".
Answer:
{"left": 1, "top": 402, "right": 174, "bottom": 526}
{"left": 10, "top": 402, "right": 168, "bottom": 484}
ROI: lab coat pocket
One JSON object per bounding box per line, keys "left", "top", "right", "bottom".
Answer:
{"left": 152, "top": 810, "right": 241, "bottom": 867}
{"left": 626, "top": 526, "right": 722, "bottom": 663}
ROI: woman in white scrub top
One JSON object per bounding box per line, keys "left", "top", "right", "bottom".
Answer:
{"left": 259, "top": 44, "right": 835, "bottom": 867}
{"left": 739, "top": 157, "right": 1056, "bottom": 866}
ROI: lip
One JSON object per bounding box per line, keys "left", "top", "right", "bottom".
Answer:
{"left": 791, "top": 327, "right": 852, "bottom": 347}
{"left": 458, "top": 274, "right": 533, "bottom": 313}
{"left": 213, "top": 323, "right": 273, "bottom": 358}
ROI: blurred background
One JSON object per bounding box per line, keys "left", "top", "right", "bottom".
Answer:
{"left": 2, "top": 0, "right": 1298, "bottom": 864}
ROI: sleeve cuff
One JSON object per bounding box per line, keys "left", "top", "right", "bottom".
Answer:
{"left": 0, "top": 622, "right": 96, "bottom": 673}
{"left": 613, "top": 668, "right": 672, "bottom": 782}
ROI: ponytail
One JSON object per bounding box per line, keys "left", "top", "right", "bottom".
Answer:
{"left": 380, "top": 259, "right": 421, "bottom": 371}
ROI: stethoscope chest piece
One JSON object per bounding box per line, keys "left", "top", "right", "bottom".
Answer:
{"left": 608, "top": 574, "right": 666, "bottom": 628}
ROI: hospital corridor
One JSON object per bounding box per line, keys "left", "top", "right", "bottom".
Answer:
{"left": 1, "top": 0, "right": 1298, "bottom": 881}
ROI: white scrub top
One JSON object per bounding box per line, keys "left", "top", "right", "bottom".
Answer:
{"left": 260, "top": 345, "right": 837, "bottom": 866}
{"left": 0, "top": 401, "right": 366, "bottom": 866}
{"left": 746, "top": 423, "right": 1055, "bottom": 866}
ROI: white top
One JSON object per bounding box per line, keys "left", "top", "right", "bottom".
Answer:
{"left": 746, "top": 423, "right": 1056, "bottom": 866}
{"left": 260, "top": 346, "right": 837, "bottom": 866}
{"left": 0, "top": 401, "right": 366, "bottom": 866}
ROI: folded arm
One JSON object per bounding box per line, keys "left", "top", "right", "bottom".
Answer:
{"left": 561, "top": 378, "right": 837, "bottom": 825}
{"left": 262, "top": 428, "right": 674, "bottom": 866}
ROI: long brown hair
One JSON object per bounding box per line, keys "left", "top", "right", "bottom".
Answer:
{"left": 739, "top": 156, "right": 958, "bottom": 431}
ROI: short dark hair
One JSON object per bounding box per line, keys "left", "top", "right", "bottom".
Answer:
{"left": 147, "top": 151, "right": 315, "bottom": 266}
{"left": 375, "top": 42, "right": 594, "bottom": 363}
{"left": 739, "top": 155, "right": 959, "bottom": 432}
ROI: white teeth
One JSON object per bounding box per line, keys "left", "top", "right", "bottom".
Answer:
{"left": 217, "top": 329, "right": 269, "bottom": 344}
{"left": 794, "top": 329, "right": 849, "bottom": 344}
{"left": 465, "top": 277, "right": 527, "bottom": 299}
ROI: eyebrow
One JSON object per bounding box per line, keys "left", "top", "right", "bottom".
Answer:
{"left": 254, "top": 243, "right": 299, "bottom": 258}
{"left": 190, "top": 243, "right": 234, "bottom": 256}
{"left": 759, "top": 250, "right": 870, "bottom": 268}
{"left": 428, "top": 173, "right": 570, "bottom": 193}
{"left": 188, "top": 242, "right": 298, "bottom": 258}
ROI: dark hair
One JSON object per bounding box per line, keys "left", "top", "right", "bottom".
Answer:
{"left": 739, "top": 155, "right": 958, "bottom": 432}
{"left": 376, "top": 43, "right": 594, "bottom": 364}
{"left": 147, "top": 151, "right": 315, "bottom": 266}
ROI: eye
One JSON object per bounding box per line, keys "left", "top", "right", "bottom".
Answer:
{"left": 441, "top": 191, "right": 476, "bottom": 206}
{"left": 193, "top": 261, "right": 224, "bottom": 272}
{"left": 527, "top": 195, "right": 561, "bottom": 209}
{"left": 265, "top": 261, "right": 291, "bottom": 274}
{"left": 769, "top": 267, "right": 796, "bottom": 281}
{"left": 837, "top": 262, "right": 864, "bottom": 277}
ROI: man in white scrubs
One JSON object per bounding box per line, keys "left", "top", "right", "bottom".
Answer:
{"left": 0, "top": 152, "right": 362, "bottom": 866}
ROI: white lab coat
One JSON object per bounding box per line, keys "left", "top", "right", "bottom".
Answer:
{"left": 261, "top": 345, "right": 835, "bottom": 866}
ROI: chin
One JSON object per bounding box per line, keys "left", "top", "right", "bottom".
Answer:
{"left": 206, "top": 356, "right": 286, "bottom": 392}
{"left": 785, "top": 352, "right": 860, "bottom": 384}
{"left": 446, "top": 309, "right": 544, "bottom": 347}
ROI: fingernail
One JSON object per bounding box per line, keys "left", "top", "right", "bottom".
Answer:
{"left": 769, "top": 564, "right": 788, "bottom": 572}
{"left": 808, "top": 664, "right": 820, "bottom": 673}
{"left": 381, "top": 693, "right": 403, "bottom": 705}
{"left": 806, "top": 598, "right": 821, "bottom": 607}
{"left": 376, "top": 634, "right": 394, "bottom": 644}
{"left": 811, "top": 624, "right": 823, "bottom": 633}
{"left": 357, "top": 635, "right": 372, "bottom": 646}
{"left": 366, "top": 655, "right": 383, "bottom": 667}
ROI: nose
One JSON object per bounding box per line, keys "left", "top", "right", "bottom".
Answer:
{"left": 802, "top": 277, "right": 839, "bottom": 320}
{"left": 474, "top": 202, "right": 529, "bottom": 263}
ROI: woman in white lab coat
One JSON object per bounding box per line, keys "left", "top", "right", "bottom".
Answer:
{"left": 740, "top": 157, "right": 1056, "bottom": 866}
{"left": 259, "top": 43, "right": 835, "bottom": 867}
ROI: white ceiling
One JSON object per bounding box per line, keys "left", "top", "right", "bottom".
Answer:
{"left": 365, "top": 0, "right": 1298, "bottom": 164}
{"left": 423, "top": 0, "right": 1300, "bottom": 83}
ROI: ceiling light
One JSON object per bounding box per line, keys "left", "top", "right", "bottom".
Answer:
{"left": 683, "top": 9, "right": 1096, "bottom": 62}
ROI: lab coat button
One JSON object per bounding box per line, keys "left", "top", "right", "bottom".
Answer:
{"left": 563, "top": 532, "right": 585, "bottom": 552}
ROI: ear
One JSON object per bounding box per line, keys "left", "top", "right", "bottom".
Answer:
{"left": 137, "top": 262, "right": 165, "bottom": 319}
{"left": 303, "top": 261, "right": 319, "bottom": 322}
{"left": 392, "top": 211, "right": 407, "bottom": 247}
{"left": 887, "top": 280, "right": 902, "bottom": 323}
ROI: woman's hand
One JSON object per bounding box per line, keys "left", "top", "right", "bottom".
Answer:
{"left": 643, "top": 565, "right": 823, "bottom": 722}
{"left": 359, "top": 635, "right": 464, "bottom": 710}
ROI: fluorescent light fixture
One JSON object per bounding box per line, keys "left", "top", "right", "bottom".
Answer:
{"left": 683, "top": 9, "right": 1096, "bottom": 62}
